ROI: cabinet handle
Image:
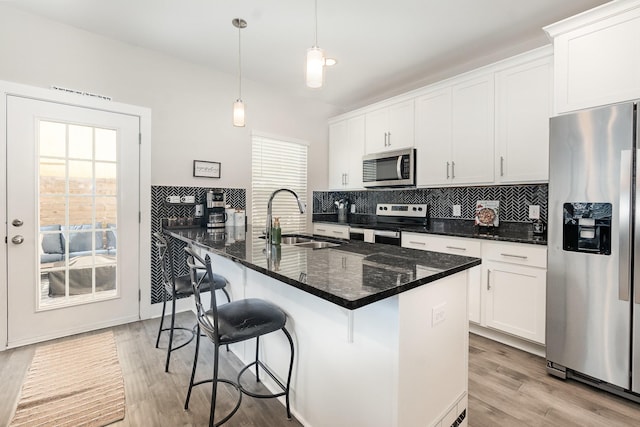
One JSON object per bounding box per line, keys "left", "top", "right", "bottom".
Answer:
{"left": 384, "top": 132, "right": 388, "bottom": 146}
{"left": 410, "top": 241, "right": 426, "bottom": 246}
{"left": 451, "top": 161, "right": 455, "bottom": 179}
{"left": 317, "top": 228, "right": 326, "bottom": 232}
{"left": 388, "top": 131, "right": 391, "bottom": 146}
{"left": 487, "top": 269, "right": 491, "bottom": 290}
{"left": 345, "top": 173, "right": 349, "bottom": 185}
{"left": 446, "top": 245, "right": 466, "bottom": 251}
{"left": 500, "top": 253, "right": 528, "bottom": 260}
{"left": 446, "top": 162, "right": 450, "bottom": 179}
{"left": 500, "top": 156, "right": 504, "bottom": 177}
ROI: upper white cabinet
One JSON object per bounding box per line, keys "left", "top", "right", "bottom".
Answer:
{"left": 365, "top": 99, "right": 415, "bottom": 154}
{"left": 415, "top": 75, "right": 495, "bottom": 186}
{"left": 328, "top": 115, "right": 365, "bottom": 190}
{"left": 545, "top": 0, "right": 640, "bottom": 113}
{"left": 451, "top": 75, "right": 495, "bottom": 185}
{"left": 415, "top": 87, "right": 453, "bottom": 186}
{"left": 495, "top": 55, "right": 552, "bottom": 183}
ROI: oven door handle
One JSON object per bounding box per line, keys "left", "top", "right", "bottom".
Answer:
{"left": 374, "top": 230, "right": 400, "bottom": 238}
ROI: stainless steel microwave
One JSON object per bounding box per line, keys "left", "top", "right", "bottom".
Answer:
{"left": 362, "top": 148, "right": 416, "bottom": 188}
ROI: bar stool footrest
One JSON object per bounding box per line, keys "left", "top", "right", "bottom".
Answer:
{"left": 188, "top": 378, "right": 242, "bottom": 426}
{"left": 237, "top": 360, "right": 287, "bottom": 399}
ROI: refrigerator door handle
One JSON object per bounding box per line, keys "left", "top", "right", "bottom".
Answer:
{"left": 635, "top": 149, "right": 640, "bottom": 305}
{"left": 619, "top": 150, "right": 632, "bottom": 302}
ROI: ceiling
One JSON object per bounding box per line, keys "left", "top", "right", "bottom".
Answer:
{"left": 6, "top": 0, "right": 610, "bottom": 111}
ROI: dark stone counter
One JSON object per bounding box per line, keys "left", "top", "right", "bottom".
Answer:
{"left": 312, "top": 214, "right": 547, "bottom": 245}
{"left": 165, "top": 226, "right": 480, "bottom": 310}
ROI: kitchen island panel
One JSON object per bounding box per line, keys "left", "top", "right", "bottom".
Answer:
{"left": 206, "top": 250, "right": 468, "bottom": 427}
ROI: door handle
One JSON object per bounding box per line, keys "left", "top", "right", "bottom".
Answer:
{"left": 12, "top": 219, "right": 23, "bottom": 227}
{"left": 446, "top": 162, "right": 450, "bottom": 179}
{"left": 12, "top": 235, "right": 24, "bottom": 244}
{"left": 487, "top": 269, "right": 491, "bottom": 291}
{"left": 620, "top": 150, "right": 632, "bottom": 302}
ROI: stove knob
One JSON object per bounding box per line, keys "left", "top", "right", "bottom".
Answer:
{"left": 418, "top": 207, "right": 423, "bottom": 211}
{"left": 412, "top": 207, "right": 417, "bottom": 211}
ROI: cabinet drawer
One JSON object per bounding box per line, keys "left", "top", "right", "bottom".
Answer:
{"left": 313, "top": 223, "right": 349, "bottom": 239}
{"left": 426, "top": 235, "right": 482, "bottom": 257}
{"left": 482, "top": 241, "right": 546, "bottom": 268}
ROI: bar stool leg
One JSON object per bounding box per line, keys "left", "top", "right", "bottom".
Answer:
{"left": 184, "top": 324, "right": 201, "bottom": 410}
{"left": 155, "top": 287, "right": 168, "bottom": 348}
{"left": 282, "top": 327, "right": 295, "bottom": 419}
{"left": 254, "top": 336, "right": 261, "bottom": 382}
{"left": 165, "top": 291, "right": 177, "bottom": 372}
{"left": 209, "top": 342, "right": 220, "bottom": 427}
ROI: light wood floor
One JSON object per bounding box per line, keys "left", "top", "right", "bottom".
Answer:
{"left": 2, "top": 314, "right": 640, "bottom": 426}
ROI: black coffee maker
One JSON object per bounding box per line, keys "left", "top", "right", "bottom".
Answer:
{"left": 204, "top": 190, "right": 226, "bottom": 229}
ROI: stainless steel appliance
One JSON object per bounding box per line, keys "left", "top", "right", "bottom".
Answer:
{"left": 547, "top": 101, "right": 640, "bottom": 401}
{"left": 205, "top": 190, "right": 226, "bottom": 229}
{"left": 373, "top": 203, "right": 428, "bottom": 245}
{"left": 362, "top": 148, "right": 416, "bottom": 188}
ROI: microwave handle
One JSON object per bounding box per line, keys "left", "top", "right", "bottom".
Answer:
{"left": 396, "top": 156, "right": 402, "bottom": 179}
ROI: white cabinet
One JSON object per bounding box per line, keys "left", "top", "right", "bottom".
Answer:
{"left": 545, "top": 1, "right": 640, "bottom": 113}
{"left": 495, "top": 55, "right": 552, "bottom": 183}
{"left": 328, "top": 115, "right": 365, "bottom": 190}
{"left": 365, "top": 99, "right": 415, "bottom": 154}
{"left": 415, "top": 87, "right": 453, "bottom": 187}
{"left": 313, "top": 223, "right": 349, "bottom": 239}
{"left": 481, "top": 242, "right": 547, "bottom": 344}
{"left": 402, "top": 232, "right": 482, "bottom": 324}
{"left": 415, "top": 75, "right": 494, "bottom": 186}
{"left": 451, "top": 75, "right": 495, "bottom": 184}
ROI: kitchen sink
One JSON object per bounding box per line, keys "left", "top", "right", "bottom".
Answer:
{"left": 281, "top": 235, "right": 313, "bottom": 244}
{"left": 294, "top": 241, "right": 341, "bottom": 249}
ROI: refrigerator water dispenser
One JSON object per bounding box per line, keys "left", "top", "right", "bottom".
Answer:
{"left": 562, "top": 202, "right": 611, "bottom": 255}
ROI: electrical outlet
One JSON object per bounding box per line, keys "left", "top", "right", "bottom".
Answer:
{"left": 452, "top": 205, "right": 462, "bottom": 217}
{"left": 432, "top": 303, "right": 446, "bottom": 327}
{"left": 528, "top": 205, "right": 540, "bottom": 220}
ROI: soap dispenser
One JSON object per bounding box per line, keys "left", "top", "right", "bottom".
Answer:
{"left": 272, "top": 217, "right": 282, "bottom": 245}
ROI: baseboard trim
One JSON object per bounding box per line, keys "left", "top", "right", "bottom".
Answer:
{"left": 469, "top": 324, "right": 546, "bottom": 357}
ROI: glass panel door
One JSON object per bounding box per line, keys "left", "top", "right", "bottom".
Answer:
{"left": 38, "top": 121, "right": 118, "bottom": 309}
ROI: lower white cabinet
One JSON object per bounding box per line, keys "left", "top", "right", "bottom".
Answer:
{"left": 402, "top": 232, "right": 482, "bottom": 324}
{"left": 481, "top": 241, "right": 547, "bottom": 345}
{"left": 402, "top": 233, "right": 548, "bottom": 347}
{"left": 313, "top": 223, "right": 349, "bottom": 239}
{"left": 482, "top": 260, "right": 546, "bottom": 344}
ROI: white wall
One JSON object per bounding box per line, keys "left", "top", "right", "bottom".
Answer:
{"left": 0, "top": 4, "right": 337, "bottom": 220}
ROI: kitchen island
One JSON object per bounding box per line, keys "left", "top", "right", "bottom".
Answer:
{"left": 166, "top": 225, "right": 480, "bottom": 427}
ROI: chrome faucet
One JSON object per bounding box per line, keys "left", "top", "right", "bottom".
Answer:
{"left": 266, "top": 188, "right": 306, "bottom": 251}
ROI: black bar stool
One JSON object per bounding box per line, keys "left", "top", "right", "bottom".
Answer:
{"left": 183, "top": 247, "right": 295, "bottom": 427}
{"left": 153, "top": 232, "right": 231, "bottom": 372}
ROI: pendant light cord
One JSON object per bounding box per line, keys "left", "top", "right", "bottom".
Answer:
{"left": 238, "top": 24, "right": 242, "bottom": 100}
{"left": 314, "top": 0, "right": 318, "bottom": 47}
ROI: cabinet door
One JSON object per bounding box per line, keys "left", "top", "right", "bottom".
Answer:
{"left": 328, "top": 120, "right": 348, "bottom": 189}
{"left": 451, "top": 75, "right": 495, "bottom": 184}
{"left": 495, "top": 56, "right": 552, "bottom": 183}
{"left": 345, "top": 115, "right": 365, "bottom": 189}
{"left": 415, "top": 88, "right": 452, "bottom": 186}
{"left": 313, "top": 223, "right": 349, "bottom": 239}
{"left": 401, "top": 232, "right": 482, "bottom": 324}
{"left": 387, "top": 99, "right": 415, "bottom": 151}
{"left": 550, "top": 8, "right": 640, "bottom": 113}
{"left": 482, "top": 260, "right": 546, "bottom": 344}
{"left": 365, "top": 107, "right": 389, "bottom": 154}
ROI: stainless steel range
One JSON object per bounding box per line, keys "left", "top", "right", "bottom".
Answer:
{"left": 374, "top": 203, "right": 429, "bottom": 245}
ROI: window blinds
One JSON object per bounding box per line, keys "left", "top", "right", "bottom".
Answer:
{"left": 251, "top": 134, "right": 308, "bottom": 236}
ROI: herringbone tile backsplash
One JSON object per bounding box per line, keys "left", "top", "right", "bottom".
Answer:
{"left": 313, "top": 184, "right": 548, "bottom": 223}
{"left": 150, "top": 185, "right": 246, "bottom": 305}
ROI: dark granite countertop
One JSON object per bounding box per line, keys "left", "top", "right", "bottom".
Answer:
{"left": 313, "top": 214, "right": 547, "bottom": 245}
{"left": 165, "top": 225, "right": 481, "bottom": 310}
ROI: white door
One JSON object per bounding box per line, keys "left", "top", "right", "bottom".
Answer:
{"left": 7, "top": 95, "right": 140, "bottom": 347}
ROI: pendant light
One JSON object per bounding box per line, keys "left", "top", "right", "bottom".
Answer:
{"left": 232, "top": 18, "right": 247, "bottom": 127}
{"left": 306, "top": 0, "right": 324, "bottom": 88}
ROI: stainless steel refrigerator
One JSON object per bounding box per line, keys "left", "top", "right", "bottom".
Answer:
{"left": 547, "top": 100, "right": 640, "bottom": 400}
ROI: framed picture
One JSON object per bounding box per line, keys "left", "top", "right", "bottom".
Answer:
{"left": 193, "top": 160, "right": 221, "bottom": 178}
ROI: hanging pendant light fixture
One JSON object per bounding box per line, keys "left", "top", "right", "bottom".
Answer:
{"left": 232, "top": 18, "right": 247, "bottom": 127}
{"left": 306, "top": 0, "right": 324, "bottom": 88}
